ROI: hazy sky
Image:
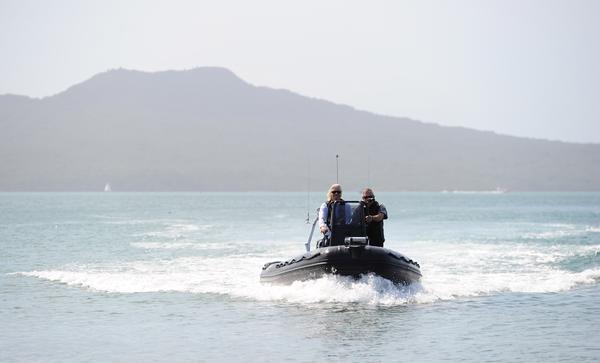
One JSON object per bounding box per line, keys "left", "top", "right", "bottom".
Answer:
{"left": 1, "top": 0, "right": 599, "bottom": 143}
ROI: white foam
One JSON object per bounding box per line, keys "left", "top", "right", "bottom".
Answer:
{"left": 12, "top": 237, "right": 600, "bottom": 305}
{"left": 140, "top": 223, "right": 213, "bottom": 240}
{"left": 255, "top": 275, "right": 422, "bottom": 305}
{"left": 514, "top": 223, "right": 600, "bottom": 240}
{"left": 170, "top": 223, "right": 203, "bottom": 232}
{"left": 14, "top": 255, "right": 265, "bottom": 294}
{"left": 518, "top": 223, "right": 587, "bottom": 240}
{"left": 419, "top": 267, "right": 600, "bottom": 301}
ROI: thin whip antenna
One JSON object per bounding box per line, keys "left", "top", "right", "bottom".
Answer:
{"left": 367, "top": 153, "right": 371, "bottom": 186}
{"left": 336, "top": 154, "right": 339, "bottom": 183}
{"left": 306, "top": 157, "right": 311, "bottom": 223}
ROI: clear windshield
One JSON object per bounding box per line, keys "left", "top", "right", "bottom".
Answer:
{"left": 330, "top": 201, "right": 364, "bottom": 227}
{"left": 328, "top": 201, "right": 366, "bottom": 245}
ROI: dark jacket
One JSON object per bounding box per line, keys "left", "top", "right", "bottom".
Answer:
{"left": 365, "top": 200, "right": 388, "bottom": 247}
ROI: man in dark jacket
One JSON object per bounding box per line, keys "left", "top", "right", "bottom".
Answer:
{"left": 362, "top": 188, "right": 388, "bottom": 247}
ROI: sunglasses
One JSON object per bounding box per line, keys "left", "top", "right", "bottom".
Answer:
{"left": 363, "top": 195, "right": 374, "bottom": 200}
{"left": 331, "top": 191, "right": 342, "bottom": 194}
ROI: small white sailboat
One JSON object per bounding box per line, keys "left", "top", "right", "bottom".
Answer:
{"left": 104, "top": 183, "right": 112, "bottom": 192}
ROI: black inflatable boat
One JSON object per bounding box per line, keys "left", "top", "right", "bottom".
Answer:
{"left": 260, "top": 201, "right": 421, "bottom": 285}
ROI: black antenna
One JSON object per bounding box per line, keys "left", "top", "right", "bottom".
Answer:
{"left": 306, "top": 157, "right": 311, "bottom": 223}
{"left": 367, "top": 153, "right": 371, "bottom": 186}
{"left": 336, "top": 154, "right": 339, "bottom": 183}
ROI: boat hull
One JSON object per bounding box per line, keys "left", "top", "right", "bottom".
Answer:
{"left": 260, "top": 245, "right": 421, "bottom": 285}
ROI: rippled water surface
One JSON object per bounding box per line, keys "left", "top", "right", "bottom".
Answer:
{"left": 1, "top": 192, "right": 599, "bottom": 362}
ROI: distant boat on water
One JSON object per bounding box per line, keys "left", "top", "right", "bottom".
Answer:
{"left": 104, "top": 183, "right": 112, "bottom": 192}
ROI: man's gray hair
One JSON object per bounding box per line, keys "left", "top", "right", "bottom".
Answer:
{"left": 362, "top": 188, "right": 374, "bottom": 195}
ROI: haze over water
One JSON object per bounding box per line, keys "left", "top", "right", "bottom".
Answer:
{"left": 2, "top": 192, "right": 599, "bottom": 361}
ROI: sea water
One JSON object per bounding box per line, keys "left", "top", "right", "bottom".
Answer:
{"left": 1, "top": 192, "right": 599, "bottom": 362}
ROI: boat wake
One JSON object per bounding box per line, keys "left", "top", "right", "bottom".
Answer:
{"left": 11, "top": 239, "right": 600, "bottom": 306}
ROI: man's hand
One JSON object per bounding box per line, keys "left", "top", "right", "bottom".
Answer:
{"left": 366, "top": 213, "right": 383, "bottom": 223}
